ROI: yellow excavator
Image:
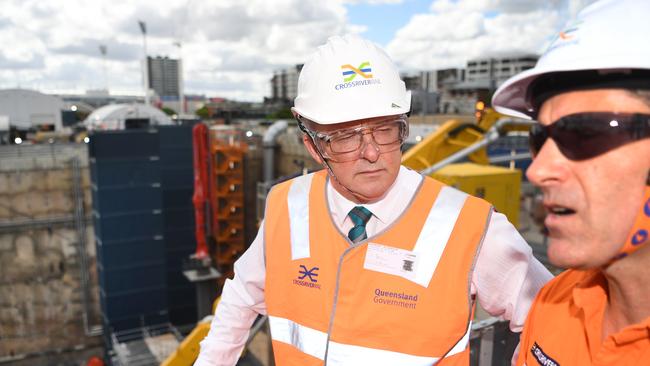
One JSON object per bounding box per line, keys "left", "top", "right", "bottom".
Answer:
{"left": 403, "top": 102, "right": 533, "bottom": 227}
{"left": 162, "top": 102, "right": 534, "bottom": 366}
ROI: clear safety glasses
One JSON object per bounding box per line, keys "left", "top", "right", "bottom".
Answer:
{"left": 530, "top": 112, "right": 650, "bottom": 160}
{"left": 300, "top": 116, "right": 408, "bottom": 163}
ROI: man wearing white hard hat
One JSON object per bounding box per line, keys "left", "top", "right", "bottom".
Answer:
{"left": 492, "top": 0, "right": 650, "bottom": 364}
{"left": 196, "top": 34, "right": 551, "bottom": 365}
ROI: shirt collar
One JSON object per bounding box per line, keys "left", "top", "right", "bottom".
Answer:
{"left": 571, "top": 269, "right": 608, "bottom": 353}
{"left": 572, "top": 268, "right": 650, "bottom": 347}
{"left": 571, "top": 268, "right": 607, "bottom": 312}
{"left": 326, "top": 166, "right": 421, "bottom": 226}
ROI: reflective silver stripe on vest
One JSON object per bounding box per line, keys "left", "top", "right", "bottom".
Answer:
{"left": 269, "top": 315, "right": 327, "bottom": 360}
{"left": 327, "top": 341, "right": 440, "bottom": 365}
{"left": 269, "top": 315, "right": 442, "bottom": 365}
{"left": 412, "top": 186, "right": 468, "bottom": 288}
{"left": 287, "top": 174, "right": 314, "bottom": 260}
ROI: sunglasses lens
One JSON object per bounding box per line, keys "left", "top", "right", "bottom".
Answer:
{"left": 528, "top": 124, "right": 547, "bottom": 157}
{"left": 531, "top": 113, "right": 650, "bottom": 161}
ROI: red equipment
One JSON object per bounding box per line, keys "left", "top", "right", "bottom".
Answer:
{"left": 191, "top": 123, "right": 210, "bottom": 259}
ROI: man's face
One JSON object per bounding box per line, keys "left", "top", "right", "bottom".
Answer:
{"left": 302, "top": 116, "right": 404, "bottom": 204}
{"left": 527, "top": 89, "right": 650, "bottom": 269}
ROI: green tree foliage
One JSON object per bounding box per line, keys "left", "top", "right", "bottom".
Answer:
{"left": 265, "top": 107, "right": 293, "bottom": 120}
{"left": 161, "top": 107, "right": 177, "bottom": 116}
{"left": 196, "top": 106, "right": 210, "bottom": 119}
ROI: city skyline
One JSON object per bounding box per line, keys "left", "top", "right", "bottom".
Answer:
{"left": 0, "top": 0, "right": 595, "bottom": 101}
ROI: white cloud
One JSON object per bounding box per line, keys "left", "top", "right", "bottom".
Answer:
{"left": 431, "top": 0, "right": 561, "bottom": 13}
{"left": 387, "top": 0, "right": 569, "bottom": 72}
{"left": 0, "top": 0, "right": 358, "bottom": 101}
{"left": 342, "top": 0, "right": 405, "bottom": 4}
{"left": 0, "top": 0, "right": 590, "bottom": 101}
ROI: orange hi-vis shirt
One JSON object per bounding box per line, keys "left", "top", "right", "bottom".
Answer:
{"left": 517, "top": 268, "right": 650, "bottom": 365}
{"left": 263, "top": 170, "right": 493, "bottom": 365}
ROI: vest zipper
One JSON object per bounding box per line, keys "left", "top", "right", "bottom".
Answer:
{"left": 323, "top": 243, "right": 363, "bottom": 365}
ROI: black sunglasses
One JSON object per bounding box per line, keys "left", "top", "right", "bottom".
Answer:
{"left": 530, "top": 112, "right": 650, "bottom": 161}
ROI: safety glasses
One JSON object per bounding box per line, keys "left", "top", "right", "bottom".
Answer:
{"left": 530, "top": 112, "right": 650, "bottom": 161}
{"left": 299, "top": 116, "right": 408, "bottom": 163}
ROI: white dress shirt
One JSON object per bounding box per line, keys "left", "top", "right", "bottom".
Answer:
{"left": 195, "top": 166, "right": 552, "bottom": 366}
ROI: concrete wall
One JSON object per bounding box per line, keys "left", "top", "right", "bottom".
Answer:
{"left": 0, "top": 144, "right": 102, "bottom": 363}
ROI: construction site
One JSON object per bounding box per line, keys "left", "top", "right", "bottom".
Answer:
{"left": 0, "top": 103, "right": 556, "bottom": 366}
{"left": 4, "top": 0, "right": 650, "bottom": 364}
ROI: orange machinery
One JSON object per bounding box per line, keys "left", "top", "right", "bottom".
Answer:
{"left": 191, "top": 124, "right": 248, "bottom": 291}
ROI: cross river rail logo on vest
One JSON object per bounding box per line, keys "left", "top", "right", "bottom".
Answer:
{"left": 293, "top": 265, "right": 321, "bottom": 289}
{"left": 531, "top": 342, "right": 560, "bottom": 366}
{"left": 335, "top": 61, "right": 382, "bottom": 91}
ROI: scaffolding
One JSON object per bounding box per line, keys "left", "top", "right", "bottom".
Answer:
{"left": 209, "top": 126, "right": 248, "bottom": 284}
{"left": 110, "top": 323, "right": 182, "bottom": 366}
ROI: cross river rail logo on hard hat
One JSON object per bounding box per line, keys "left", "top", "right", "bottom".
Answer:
{"left": 341, "top": 61, "right": 372, "bottom": 82}
{"left": 335, "top": 61, "right": 382, "bottom": 91}
{"left": 546, "top": 20, "right": 583, "bottom": 53}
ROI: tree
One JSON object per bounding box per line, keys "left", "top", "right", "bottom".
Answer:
{"left": 161, "top": 107, "right": 177, "bottom": 116}
{"left": 196, "top": 106, "right": 210, "bottom": 119}
{"left": 265, "top": 107, "right": 293, "bottom": 120}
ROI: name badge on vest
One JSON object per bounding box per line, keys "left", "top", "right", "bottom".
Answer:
{"left": 363, "top": 243, "right": 419, "bottom": 282}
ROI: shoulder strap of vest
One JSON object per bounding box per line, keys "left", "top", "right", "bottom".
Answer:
{"left": 411, "top": 183, "right": 469, "bottom": 287}
{"left": 266, "top": 171, "right": 327, "bottom": 261}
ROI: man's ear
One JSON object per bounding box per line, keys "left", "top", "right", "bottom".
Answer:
{"left": 302, "top": 134, "right": 325, "bottom": 165}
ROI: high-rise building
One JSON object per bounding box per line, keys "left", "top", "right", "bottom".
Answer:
{"left": 401, "top": 73, "right": 421, "bottom": 91}
{"left": 270, "top": 64, "right": 303, "bottom": 103}
{"left": 465, "top": 54, "right": 538, "bottom": 87}
{"left": 419, "top": 69, "right": 466, "bottom": 92}
{"left": 148, "top": 56, "right": 180, "bottom": 98}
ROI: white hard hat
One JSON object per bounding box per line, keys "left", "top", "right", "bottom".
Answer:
{"left": 292, "top": 34, "right": 411, "bottom": 125}
{"left": 492, "top": 0, "right": 650, "bottom": 119}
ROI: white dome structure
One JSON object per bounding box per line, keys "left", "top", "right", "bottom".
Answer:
{"left": 83, "top": 103, "right": 173, "bottom": 130}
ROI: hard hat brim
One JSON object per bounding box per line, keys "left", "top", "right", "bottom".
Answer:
{"left": 493, "top": 59, "right": 650, "bottom": 120}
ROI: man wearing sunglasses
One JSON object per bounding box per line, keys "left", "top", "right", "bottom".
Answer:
{"left": 492, "top": 0, "right": 650, "bottom": 364}
{"left": 196, "top": 34, "right": 552, "bottom": 365}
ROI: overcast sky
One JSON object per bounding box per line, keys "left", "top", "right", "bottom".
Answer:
{"left": 0, "top": 0, "right": 595, "bottom": 101}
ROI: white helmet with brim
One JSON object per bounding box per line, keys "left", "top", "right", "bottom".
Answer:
{"left": 492, "top": 0, "right": 650, "bottom": 120}
{"left": 292, "top": 34, "right": 411, "bottom": 125}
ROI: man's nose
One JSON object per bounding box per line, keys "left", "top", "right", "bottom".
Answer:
{"left": 526, "top": 138, "right": 569, "bottom": 187}
{"left": 359, "top": 132, "right": 380, "bottom": 162}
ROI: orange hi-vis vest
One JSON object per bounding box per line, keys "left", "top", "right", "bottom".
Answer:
{"left": 264, "top": 170, "right": 493, "bottom": 365}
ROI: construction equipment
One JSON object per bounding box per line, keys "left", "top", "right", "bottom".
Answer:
{"left": 191, "top": 123, "right": 211, "bottom": 260}
{"left": 402, "top": 104, "right": 534, "bottom": 227}
{"left": 402, "top": 104, "right": 531, "bottom": 173}
{"left": 164, "top": 125, "right": 252, "bottom": 366}
{"left": 183, "top": 125, "right": 249, "bottom": 319}
{"left": 430, "top": 163, "right": 522, "bottom": 227}
{"left": 402, "top": 117, "right": 492, "bottom": 171}
{"left": 109, "top": 323, "right": 182, "bottom": 366}
{"left": 208, "top": 126, "right": 248, "bottom": 282}
{"left": 160, "top": 319, "right": 212, "bottom": 366}
{"left": 162, "top": 297, "right": 272, "bottom": 366}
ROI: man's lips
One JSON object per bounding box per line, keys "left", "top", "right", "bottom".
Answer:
{"left": 543, "top": 202, "right": 577, "bottom": 216}
{"left": 357, "top": 169, "right": 383, "bottom": 175}
{"left": 543, "top": 202, "right": 578, "bottom": 233}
